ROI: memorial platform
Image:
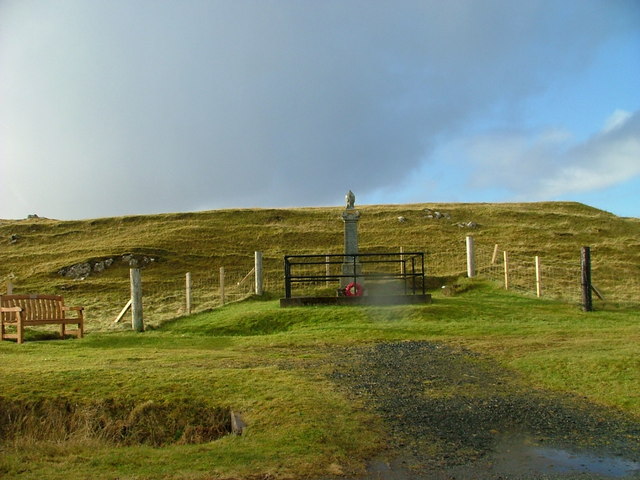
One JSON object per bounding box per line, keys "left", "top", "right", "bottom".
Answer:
{"left": 280, "top": 294, "right": 431, "bottom": 307}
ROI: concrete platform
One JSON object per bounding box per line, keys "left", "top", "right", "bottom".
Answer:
{"left": 280, "top": 294, "right": 431, "bottom": 307}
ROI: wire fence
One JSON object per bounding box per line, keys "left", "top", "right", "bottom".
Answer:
{"left": 358, "top": 240, "right": 638, "bottom": 308}
{"left": 475, "top": 245, "right": 584, "bottom": 304}
{"left": 123, "top": 238, "right": 637, "bottom": 327}
{"left": 426, "top": 240, "right": 638, "bottom": 307}
{"left": 4, "top": 238, "right": 635, "bottom": 334}
{"left": 123, "top": 266, "right": 269, "bottom": 326}
{"left": 7, "top": 240, "right": 626, "bottom": 330}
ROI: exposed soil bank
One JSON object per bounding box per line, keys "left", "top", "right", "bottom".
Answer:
{"left": 0, "top": 397, "right": 232, "bottom": 447}
{"left": 328, "top": 341, "right": 640, "bottom": 479}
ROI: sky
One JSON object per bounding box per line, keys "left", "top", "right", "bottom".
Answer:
{"left": 1, "top": 0, "right": 639, "bottom": 220}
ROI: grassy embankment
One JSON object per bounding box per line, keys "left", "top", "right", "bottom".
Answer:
{"left": 1, "top": 201, "right": 639, "bottom": 328}
{"left": 0, "top": 202, "right": 638, "bottom": 479}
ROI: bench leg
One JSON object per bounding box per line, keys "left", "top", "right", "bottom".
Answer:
{"left": 76, "top": 312, "right": 84, "bottom": 339}
{"left": 61, "top": 321, "right": 83, "bottom": 339}
{"left": 17, "top": 321, "right": 24, "bottom": 344}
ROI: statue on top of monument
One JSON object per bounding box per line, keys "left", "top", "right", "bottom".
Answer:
{"left": 345, "top": 190, "right": 355, "bottom": 210}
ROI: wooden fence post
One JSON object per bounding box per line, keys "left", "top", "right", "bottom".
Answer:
{"left": 491, "top": 244, "right": 499, "bottom": 265}
{"left": 114, "top": 299, "right": 132, "bottom": 323}
{"left": 400, "top": 247, "right": 406, "bottom": 276}
{"left": 130, "top": 268, "right": 144, "bottom": 332}
{"left": 6, "top": 281, "right": 13, "bottom": 295}
{"left": 255, "top": 251, "right": 263, "bottom": 295}
{"left": 503, "top": 251, "right": 509, "bottom": 290}
{"left": 581, "top": 246, "right": 593, "bottom": 312}
{"left": 325, "top": 255, "right": 331, "bottom": 287}
{"left": 466, "top": 236, "right": 476, "bottom": 278}
{"left": 219, "top": 267, "right": 225, "bottom": 306}
{"left": 186, "top": 272, "right": 192, "bottom": 314}
{"left": 535, "top": 256, "right": 542, "bottom": 297}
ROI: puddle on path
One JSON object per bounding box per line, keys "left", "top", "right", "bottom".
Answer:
{"left": 357, "top": 435, "right": 640, "bottom": 480}
{"left": 489, "top": 434, "right": 640, "bottom": 478}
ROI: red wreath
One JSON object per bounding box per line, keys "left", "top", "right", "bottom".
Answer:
{"left": 344, "top": 282, "right": 363, "bottom": 297}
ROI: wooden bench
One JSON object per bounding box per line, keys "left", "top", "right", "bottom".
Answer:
{"left": 0, "top": 294, "right": 84, "bottom": 344}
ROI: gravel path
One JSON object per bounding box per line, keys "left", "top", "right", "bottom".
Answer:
{"left": 327, "top": 341, "right": 640, "bottom": 479}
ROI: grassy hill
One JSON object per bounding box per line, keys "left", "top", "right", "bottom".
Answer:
{"left": 1, "top": 201, "right": 639, "bottom": 328}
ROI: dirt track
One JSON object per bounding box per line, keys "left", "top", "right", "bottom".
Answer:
{"left": 328, "top": 341, "right": 640, "bottom": 479}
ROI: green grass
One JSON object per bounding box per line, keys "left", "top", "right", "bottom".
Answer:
{"left": 0, "top": 282, "right": 638, "bottom": 479}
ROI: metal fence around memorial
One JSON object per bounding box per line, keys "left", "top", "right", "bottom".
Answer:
{"left": 283, "top": 252, "right": 426, "bottom": 298}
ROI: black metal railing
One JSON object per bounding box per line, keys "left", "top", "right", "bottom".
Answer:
{"left": 283, "top": 252, "right": 426, "bottom": 298}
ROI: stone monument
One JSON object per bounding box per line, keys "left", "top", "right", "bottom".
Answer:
{"left": 341, "top": 190, "right": 361, "bottom": 287}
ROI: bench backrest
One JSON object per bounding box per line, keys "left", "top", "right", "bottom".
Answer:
{"left": 0, "top": 294, "right": 65, "bottom": 321}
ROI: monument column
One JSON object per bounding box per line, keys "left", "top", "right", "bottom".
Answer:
{"left": 341, "top": 190, "right": 361, "bottom": 287}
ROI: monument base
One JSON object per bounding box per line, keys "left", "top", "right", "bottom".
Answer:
{"left": 280, "top": 294, "right": 432, "bottom": 307}
{"left": 340, "top": 261, "right": 362, "bottom": 288}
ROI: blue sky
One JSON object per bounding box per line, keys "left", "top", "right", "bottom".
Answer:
{"left": 1, "top": 0, "right": 639, "bottom": 220}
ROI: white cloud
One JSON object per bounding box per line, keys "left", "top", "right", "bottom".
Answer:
{"left": 465, "top": 110, "right": 640, "bottom": 199}
{"left": 603, "top": 109, "right": 633, "bottom": 133}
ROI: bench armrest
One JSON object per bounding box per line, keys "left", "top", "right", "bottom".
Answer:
{"left": 62, "top": 306, "right": 84, "bottom": 311}
{"left": 0, "top": 306, "right": 23, "bottom": 312}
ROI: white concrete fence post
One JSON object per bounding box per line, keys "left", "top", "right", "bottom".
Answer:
{"left": 130, "top": 268, "right": 144, "bottom": 332}
{"left": 186, "top": 272, "right": 192, "bottom": 314}
{"left": 466, "top": 236, "right": 476, "bottom": 278}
